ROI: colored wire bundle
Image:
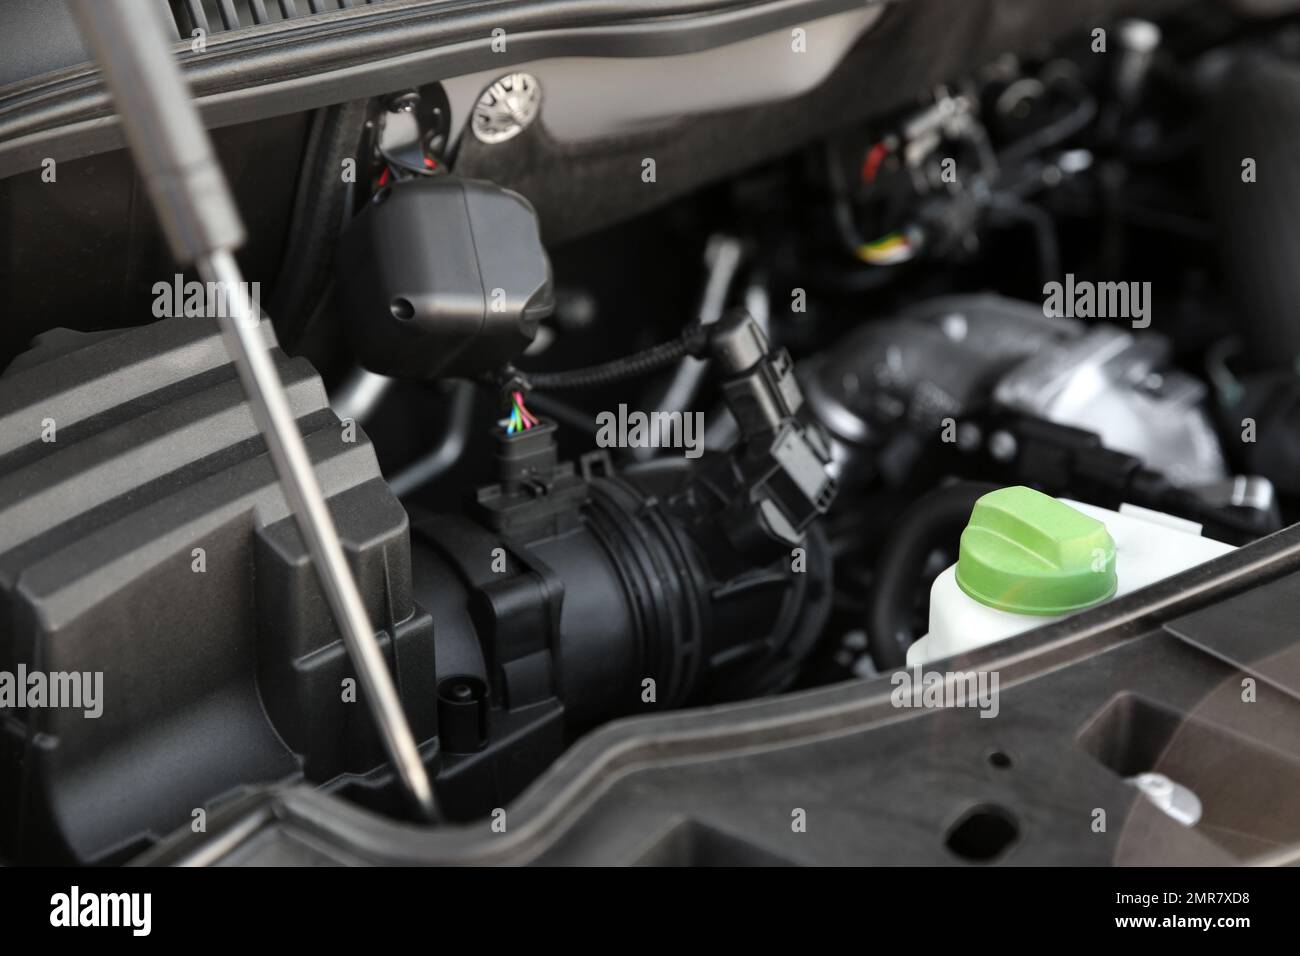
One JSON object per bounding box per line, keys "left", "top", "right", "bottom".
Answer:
{"left": 505, "top": 390, "right": 540, "bottom": 434}
{"left": 856, "top": 230, "right": 917, "bottom": 266}
{"left": 860, "top": 137, "right": 896, "bottom": 185}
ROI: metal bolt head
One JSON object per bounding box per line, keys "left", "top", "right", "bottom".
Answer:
{"left": 941, "top": 313, "right": 968, "bottom": 342}
{"left": 988, "top": 430, "right": 1018, "bottom": 462}
{"left": 1119, "top": 18, "right": 1162, "bottom": 55}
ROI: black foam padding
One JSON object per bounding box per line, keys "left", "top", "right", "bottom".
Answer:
{"left": 0, "top": 318, "right": 435, "bottom": 864}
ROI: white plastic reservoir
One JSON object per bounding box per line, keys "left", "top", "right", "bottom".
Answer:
{"left": 906, "top": 487, "right": 1236, "bottom": 667}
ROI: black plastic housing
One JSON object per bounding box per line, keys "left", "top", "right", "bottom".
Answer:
{"left": 0, "top": 319, "right": 437, "bottom": 864}
{"left": 408, "top": 439, "right": 834, "bottom": 819}
{"left": 336, "top": 176, "right": 553, "bottom": 380}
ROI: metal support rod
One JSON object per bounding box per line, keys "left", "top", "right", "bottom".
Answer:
{"left": 71, "top": 0, "right": 436, "bottom": 820}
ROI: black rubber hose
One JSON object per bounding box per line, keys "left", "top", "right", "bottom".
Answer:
{"left": 866, "top": 481, "right": 999, "bottom": 670}
{"left": 1203, "top": 54, "right": 1300, "bottom": 372}
{"left": 270, "top": 99, "right": 369, "bottom": 347}
{"left": 523, "top": 325, "right": 709, "bottom": 390}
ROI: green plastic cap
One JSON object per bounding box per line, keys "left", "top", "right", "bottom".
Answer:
{"left": 955, "top": 486, "right": 1117, "bottom": 616}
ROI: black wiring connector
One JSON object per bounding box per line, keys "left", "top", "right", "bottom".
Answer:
{"left": 498, "top": 310, "right": 836, "bottom": 551}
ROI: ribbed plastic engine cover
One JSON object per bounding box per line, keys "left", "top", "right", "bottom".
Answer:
{"left": 0, "top": 318, "right": 434, "bottom": 864}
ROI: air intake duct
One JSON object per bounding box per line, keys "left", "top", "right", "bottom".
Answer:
{"left": 407, "top": 425, "right": 833, "bottom": 818}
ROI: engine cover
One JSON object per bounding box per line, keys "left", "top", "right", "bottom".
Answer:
{"left": 0, "top": 318, "right": 434, "bottom": 864}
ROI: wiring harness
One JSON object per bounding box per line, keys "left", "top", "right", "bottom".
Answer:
{"left": 498, "top": 323, "right": 711, "bottom": 394}
{"left": 505, "top": 390, "right": 540, "bottom": 434}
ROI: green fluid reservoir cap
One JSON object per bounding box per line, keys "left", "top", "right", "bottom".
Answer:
{"left": 956, "top": 486, "right": 1117, "bottom": 616}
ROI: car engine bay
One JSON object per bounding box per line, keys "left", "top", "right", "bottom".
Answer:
{"left": 4, "top": 0, "right": 1300, "bottom": 868}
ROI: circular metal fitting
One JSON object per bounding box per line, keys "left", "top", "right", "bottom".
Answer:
{"left": 471, "top": 73, "right": 542, "bottom": 145}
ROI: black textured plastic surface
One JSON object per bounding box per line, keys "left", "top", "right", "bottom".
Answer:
{"left": 0, "top": 318, "right": 435, "bottom": 864}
